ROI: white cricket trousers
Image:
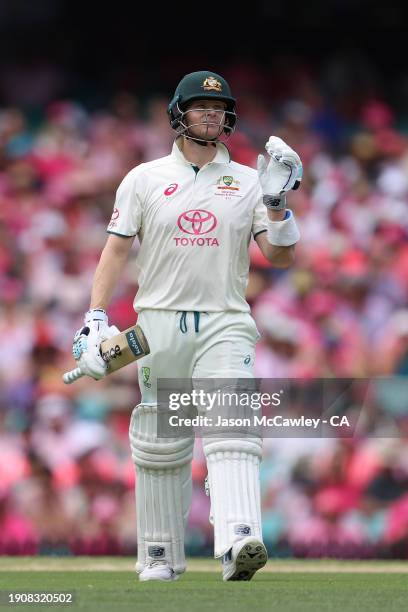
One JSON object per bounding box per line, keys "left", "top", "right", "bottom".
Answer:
{"left": 129, "top": 309, "right": 263, "bottom": 575}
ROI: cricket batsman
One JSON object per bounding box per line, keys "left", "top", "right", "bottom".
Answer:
{"left": 71, "top": 71, "right": 302, "bottom": 581}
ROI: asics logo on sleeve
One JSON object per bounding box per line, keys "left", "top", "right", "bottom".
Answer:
{"left": 108, "top": 207, "right": 120, "bottom": 229}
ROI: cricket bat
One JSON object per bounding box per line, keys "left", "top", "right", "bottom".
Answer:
{"left": 63, "top": 324, "right": 150, "bottom": 384}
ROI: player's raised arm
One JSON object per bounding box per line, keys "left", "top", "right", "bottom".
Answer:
{"left": 255, "top": 136, "right": 302, "bottom": 266}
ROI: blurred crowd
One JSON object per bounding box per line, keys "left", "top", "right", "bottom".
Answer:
{"left": 1, "top": 62, "right": 408, "bottom": 558}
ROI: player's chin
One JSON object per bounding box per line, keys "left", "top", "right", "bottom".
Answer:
{"left": 195, "top": 127, "right": 223, "bottom": 141}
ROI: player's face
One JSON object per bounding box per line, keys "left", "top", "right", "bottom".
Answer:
{"left": 184, "top": 99, "right": 227, "bottom": 140}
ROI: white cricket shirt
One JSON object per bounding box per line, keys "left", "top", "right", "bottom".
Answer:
{"left": 107, "top": 138, "right": 268, "bottom": 313}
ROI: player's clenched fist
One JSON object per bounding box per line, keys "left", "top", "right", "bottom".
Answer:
{"left": 72, "top": 309, "right": 119, "bottom": 380}
{"left": 257, "top": 136, "right": 302, "bottom": 209}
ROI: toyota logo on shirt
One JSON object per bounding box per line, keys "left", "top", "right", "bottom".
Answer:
{"left": 177, "top": 209, "right": 217, "bottom": 235}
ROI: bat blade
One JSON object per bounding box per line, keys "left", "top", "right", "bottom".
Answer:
{"left": 100, "top": 324, "right": 150, "bottom": 373}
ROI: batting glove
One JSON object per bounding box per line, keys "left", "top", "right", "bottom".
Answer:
{"left": 72, "top": 309, "right": 119, "bottom": 380}
{"left": 257, "top": 136, "right": 303, "bottom": 210}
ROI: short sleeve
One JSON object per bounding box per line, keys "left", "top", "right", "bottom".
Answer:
{"left": 107, "top": 169, "right": 143, "bottom": 236}
{"left": 252, "top": 192, "right": 268, "bottom": 237}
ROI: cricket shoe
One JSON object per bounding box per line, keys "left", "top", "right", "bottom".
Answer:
{"left": 222, "top": 536, "right": 268, "bottom": 581}
{"left": 139, "top": 560, "right": 179, "bottom": 582}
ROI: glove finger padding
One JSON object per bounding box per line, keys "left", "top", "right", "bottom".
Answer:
{"left": 265, "top": 136, "right": 288, "bottom": 155}
{"left": 279, "top": 160, "right": 300, "bottom": 192}
{"left": 260, "top": 137, "right": 303, "bottom": 195}
{"left": 279, "top": 150, "right": 301, "bottom": 166}
{"left": 72, "top": 326, "right": 89, "bottom": 360}
{"left": 257, "top": 154, "right": 268, "bottom": 176}
{"left": 72, "top": 326, "right": 107, "bottom": 380}
{"left": 103, "top": 324, "right": 120, "bottom": 340}
{"left": 258, "top": 154, "right": 293, "bottom": 197}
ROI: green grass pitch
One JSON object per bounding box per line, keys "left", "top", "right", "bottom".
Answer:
{"left": 0, "top": 558, "right": 407, "bottom": 612}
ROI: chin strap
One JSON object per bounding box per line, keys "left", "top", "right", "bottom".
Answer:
{"left": 183, "top": 134, "right": 217, "bottom": 147}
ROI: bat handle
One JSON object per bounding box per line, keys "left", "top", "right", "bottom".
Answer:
{"left": 62, "top": 367, "right": 84, "bottom": 384}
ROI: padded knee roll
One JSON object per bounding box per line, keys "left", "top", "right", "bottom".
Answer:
{"left": 202, "top": 437, "right": 263, "bottom": 558}
{"left": 129, "top": 404, "right": 194, "bottom": 574}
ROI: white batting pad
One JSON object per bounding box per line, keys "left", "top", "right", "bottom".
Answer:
{"left": 129, "top": 404, "right": 194, "bottom": 575}
{"left": 202, "top": 438, "right": 263, "bottom": 558}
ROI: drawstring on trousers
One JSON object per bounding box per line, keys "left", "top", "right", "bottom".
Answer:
{"left": 177, "top": 311, "right": 206, "bottom": 333}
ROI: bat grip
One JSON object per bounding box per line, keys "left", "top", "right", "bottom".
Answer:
{"left": 62, "top": 367, "right": 84, "bottom": 384}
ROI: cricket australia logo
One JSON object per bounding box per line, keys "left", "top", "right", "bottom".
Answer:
{"left": 141, "top": 366, "right": 151, "bottom": 388}
{"left": 216, "top": 175, "right": 240, "bottom": 191}
{"left": 202, "top": 76, "right": 222, "bottom": 92}
{"left": 215, "top": 176, "right": 242, "bottom": 198}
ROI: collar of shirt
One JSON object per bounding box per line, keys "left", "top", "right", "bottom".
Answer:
{"left": 171, "top": 136, "right": 231, "bottom": 166}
